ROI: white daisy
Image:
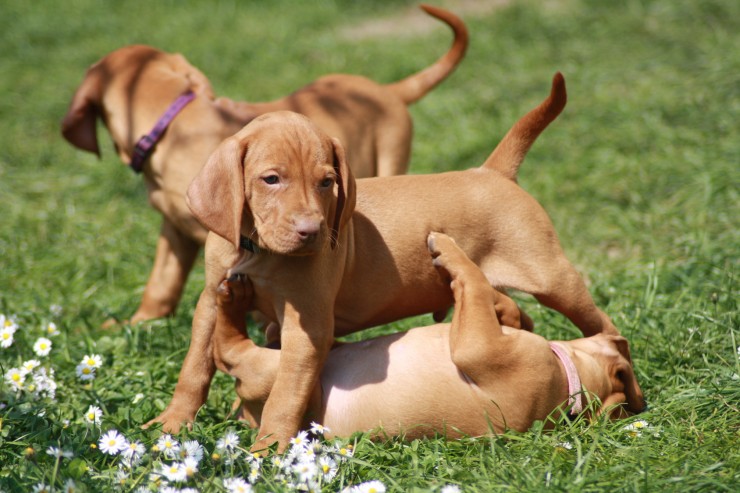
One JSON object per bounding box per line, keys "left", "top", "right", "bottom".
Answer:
{"left": 441, "top": 485, "right": 462, "bottom": 493}
{"left": 44, "top": 322, "right": 60, "bottom": 337}
{"left": 4, "top": 367, "right": 27, "bottom": 391}
{"left": 160, "top": 462, "right": 187, "bottom": 483}
{"left": 157, "top": 434, "right": 181, "bottom": 459}
{"left": 33, "top": 337, "right": 52, "bottom": 357}
{"left": 223, "top": 477, "right": 253, "bottom": 493}
{"left": 181, "top": 456, "right": 200, "bottom": 478}
{"left": 0, "top": 326, "right": 16, "bottom": 348}
{"left": 22, "top": 359, "right": 41, "bottom": 372}
{"left": 46, "top": 446, "right": 73, "bottom": 459}
{"left": 215, "top": 430, "right": 240, "bottom": 452}
{"left": 318, "top": 455, "right": 338, "bottom": 480}
{"left": 61, "top": 478, "right": 78, "bottom": 493}
{"left": 32, "top": 483, "right": 51, "bottom": 493}
{"left": 121, "top": 440, "right": 146, "bottom": 464}
{"left": 310, "top": 421, "right": 330, "bottom": 435}
{"left": 290, "top": 430, "right": 310, "bottom": 451}
{"left": 181, "top": 439, "right": 204, "bottom": 462}
{"left": 357, "top": 480, "right": 386, "bottom": 493}
{"left": 99, "top": 429, "right": 127, "bottom": 455}
{"left": 75, "top": 363, "right": 96, "bottom": 381}
{"left": 84, "top": 405, "right": 103, "bottom": 425}
{"left": 81, "top": 354, "right": 103, "bottom": 369}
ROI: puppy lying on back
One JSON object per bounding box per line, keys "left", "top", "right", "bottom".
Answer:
{"left": 213, "top": 232, "right": 645, "bottom": 439}
{"left": 60, "top": 4, "right": 468, "bottom": 324}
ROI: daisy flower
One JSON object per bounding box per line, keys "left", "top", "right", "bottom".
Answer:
{"left": 32, "top": 483, "right": 51, "bottom": 493}
{"left": 181, "top": 456, "right": 200, "bottom": 478}
{"left": 81, "top": 354, "right": 103, "bottom": 369}
{"left": 248, "top": 465, "right": 261, "bottom": 484}
{"left": 61, "top": 479, "right": 78, "bottom": 493}
{"left": 84, "top": 405, "right": 103, "bottom": 425}
{"left": 160, "top": 462, "right": 187, "bottom": 483}
{"left": 215, "top": 429, "right": 240, "bottom": 452}
{"left": 22, "top": 359, "right": 41, "bottom": 372}
{"left": 121, "top": 440, "right": 146, "bottom": 465}
{"left": 289, "top": 430, "right": 310, "bottom": 450}
{"left": 44, "top": 322, "right": 60, "bottom": 337}
{"left": 0, "top": 325, "right": 16, "bottom": 348}
{"left": 224, "top": 477, "right": 253, "bottom": 493}
{"left": 33, "top": 337, "right": 52, "bottom": 357}
{"left": 441, "top": 485, "right": 462, "bottom": 493}
{"left": 75, "top": 363, "right": 96, "bottom": 381}
{"left": 4, "top": 367, "right": 27, "bottom": 391}
{"left": 157, "top": 434, "right": 181, "bottom": 459}
{"left": 99, "top": 429, "right": 127, "bottom": 455}
{"left": 310, "top": 421, "right": 330, "bottom": 435}
{"left": 357, "top": 480, "right": 386, "bottom": 493}
{"left": 46, "top": 446, "right": 73, "bottom": 459}
{"left": 181, "top": 439, "right": 204, "bottom": 462}
{"left": 318, "top": 455, "right": 338, "bottom": 480}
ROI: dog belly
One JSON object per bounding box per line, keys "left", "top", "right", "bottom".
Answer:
{"left": 319, "top": 326, "right": 495, "bottom": 438}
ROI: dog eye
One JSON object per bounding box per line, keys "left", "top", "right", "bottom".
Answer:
{"left": 320, "top": 177, "right": 335, "bottom": 188}
{"left": 262, "top": 175, "right": 280, "bottom": 185}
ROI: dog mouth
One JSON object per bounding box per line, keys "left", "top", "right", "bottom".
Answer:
{"left": 255, "top": 227, "right": 326, "bottom": 256}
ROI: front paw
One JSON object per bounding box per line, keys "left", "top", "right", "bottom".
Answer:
{"left": 216, "top": 274, "right": 250, "bottom": 308}
{"left": 427, "top": 232, "right": 467, "bottom": 276}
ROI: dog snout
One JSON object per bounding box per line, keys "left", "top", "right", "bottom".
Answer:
{"left": 294, "top": 216, "right": 322, "bottom": 243}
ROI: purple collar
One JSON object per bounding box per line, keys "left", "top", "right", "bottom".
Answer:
{"left": 129, "top": 90, "right": 196, "bottom": 173}
{"left": 549, "top": 342, "right": 584, "bottom": 415}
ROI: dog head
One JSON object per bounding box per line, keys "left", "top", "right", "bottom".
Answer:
{"left": 566, "top": 333, "right": 646, "bottom": 418}
{"left": 61, "top": 44, "right": 213, "bottom": 162}
{"left": 187, "top": 111, "right": 356, "bottom": 255}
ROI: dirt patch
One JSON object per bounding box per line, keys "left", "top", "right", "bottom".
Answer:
{"left": 340, "top": 0, "right": 512, "bottom": 40}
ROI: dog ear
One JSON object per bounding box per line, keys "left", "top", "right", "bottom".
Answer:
{"left": 61, "top": 68, "right": 103, "bottom": 156}
{"left": 329, "top": 137, "right": 356, "bottom": 249}
{"left": 602, "top": 336, "right": 646, "bottom": 416}
{"left": 187, "top": 136, "right": 247, "bottom": 248}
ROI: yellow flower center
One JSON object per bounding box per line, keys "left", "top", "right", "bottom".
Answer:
{"left": 11, "top": 373, "right": 21, "bottom": 382}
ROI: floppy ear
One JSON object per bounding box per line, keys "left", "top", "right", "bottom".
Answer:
{"left": 61, "top": 68, "right": 103, "bottom": 156}
{"left": 599, "top": 336, "right": 646, "bottom": 416}
{"left": 187, "top": 137, "right": 248, "bottom": 248}
{"left": 329, "top": 137, "right": 356, "bottom": 249}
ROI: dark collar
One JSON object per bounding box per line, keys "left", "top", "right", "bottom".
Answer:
{"left": 129, "top": 90, "right": 196, "bottom": 173}
{"left": 240, "top": 235, "right": 260, "bottom": 253}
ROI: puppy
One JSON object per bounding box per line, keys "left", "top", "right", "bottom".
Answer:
{"left": 152, "top": 73, "right": 635, "bottom": 452}
{"left": 61, "top": 4, "right": 468, "bottom": 324}
{"left": 213, "top": 232, "right": 645, "bottom": 439}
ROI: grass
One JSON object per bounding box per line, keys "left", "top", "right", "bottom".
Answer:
{"left": 0, "top": 0, "right": 738, "bottom": 491}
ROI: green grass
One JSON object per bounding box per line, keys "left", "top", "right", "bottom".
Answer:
{"left": 0, "top": 0, "right": 738, "bottom": 491}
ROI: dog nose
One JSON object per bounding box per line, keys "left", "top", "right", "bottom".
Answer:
{"left": 294, "top": 217, "right": 321, "bottom": 242}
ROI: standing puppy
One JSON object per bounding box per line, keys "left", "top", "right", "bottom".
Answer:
{"left": 212, "top": 232, "right": 645, "bottom": 439}
{"left": 149, "top": 73, "right": 639, "bottom": 452}
{"left": 61, "top": 4, "right": 468, "bottom": 324}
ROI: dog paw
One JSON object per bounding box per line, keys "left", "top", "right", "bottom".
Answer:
{"left": 216, "top": 274, "right": 251, "bottom": 308}
{"left": 427, "top": 232, "right": 467, "bottom": 273}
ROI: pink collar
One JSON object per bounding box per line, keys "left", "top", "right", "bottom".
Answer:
{"left": 549, "top": 342, "right": 583, "bottom": 415}
{"left": 129, "top": 90, "right": 196, "bottom": 173}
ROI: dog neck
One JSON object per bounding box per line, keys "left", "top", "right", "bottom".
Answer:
{"left": 129, "top": 90, "right": 196, "bottom": 173}
{"left": 549, "top": 342, "right": 584, "bottom": 415}
{"left": 240, "top": 235, "right": 260, "bottom": 253}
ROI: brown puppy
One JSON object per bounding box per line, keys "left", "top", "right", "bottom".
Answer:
{"left": 61, "top": 4, "right": 468, "bottom": 324}
{"left": 212, "top": 232, "right": 645, "bottom": 439}
{"left": 153, "top": 73, "right": 633, "bottom": 452}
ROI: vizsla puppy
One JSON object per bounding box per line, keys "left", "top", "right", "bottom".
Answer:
{"left": 60, "top": 4, "right": 468, "bottom": 324}
{"left": 152, "top": 73, "right": 631, "bottom": 452}
{"left": 212, "top": 232, "right": 645, "bottom": 439}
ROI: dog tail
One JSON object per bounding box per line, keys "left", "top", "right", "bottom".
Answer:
{"left": 482, "top": 72, "right": 567, "bottom": 181}
{"left": 385, "top": 4, "right": 468, "bottom": 105}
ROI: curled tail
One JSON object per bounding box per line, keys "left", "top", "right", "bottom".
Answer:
{"left": 385, "top": 4, "right": 468, "bottom": 105}
{"left": 483, "top": 72, "right": 567, "bottom": 181}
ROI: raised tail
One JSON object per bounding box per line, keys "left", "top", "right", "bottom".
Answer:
{"left": 483, "top": 73, "right": 567, "bottom": 181}
{"left": 385, "top": 4, "right": 468, "bottom": 105}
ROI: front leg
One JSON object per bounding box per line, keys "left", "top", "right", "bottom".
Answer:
{"left": 213, "top": 275, "right": 279, "bottom": 427}
{"left": 144, "top": 233, "right": 239, "bottom": 432}
{"left": 250, "top": 302, "right": 333, "bottom": 453}
{"left": 131, "top": 220, "right": 200, "bottom": 323}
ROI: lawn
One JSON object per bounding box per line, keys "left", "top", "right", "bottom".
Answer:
{"left": 0, "top": 0, "right": 738, "bottom": 491}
